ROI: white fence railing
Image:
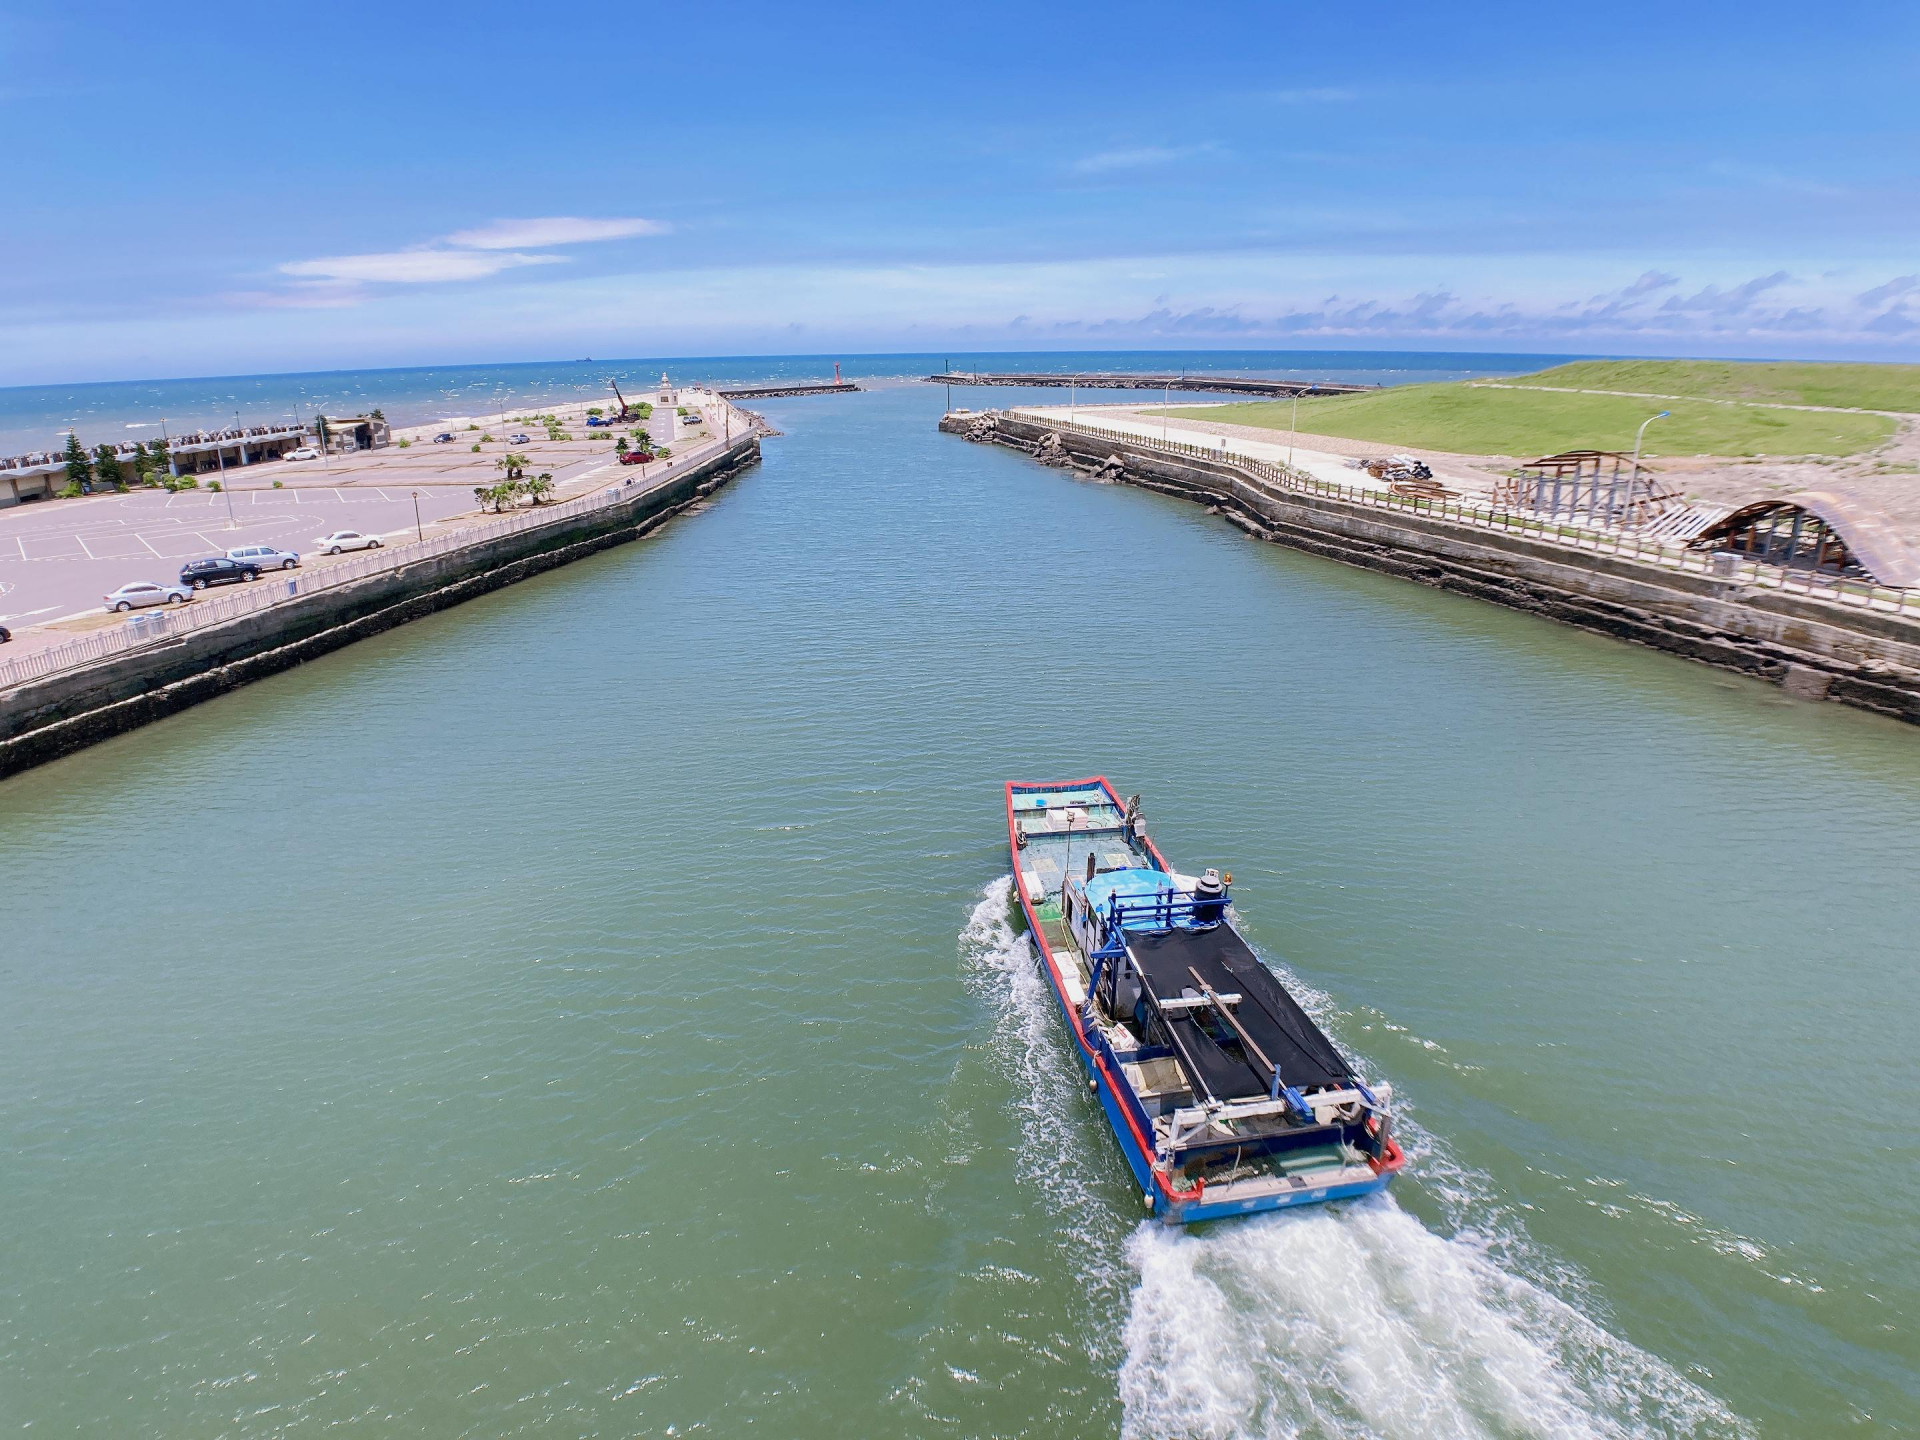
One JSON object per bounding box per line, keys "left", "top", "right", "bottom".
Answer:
{"left": 0, "top": 408, "right": 755, "bottom": 694}
{"left": 1010, "top": 411, "right": 1919, "bottom": 619}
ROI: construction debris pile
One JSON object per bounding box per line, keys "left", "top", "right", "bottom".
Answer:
{"left": 1347, "top": 454, "right": 1454, "bottom": 499}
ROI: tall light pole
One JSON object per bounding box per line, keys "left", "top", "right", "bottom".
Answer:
{"left": 1070, "top": 374, "right": 1078, "bottom": 421}
{"left": 1289, "top": 391, "right": 1299, "bottom": 470}
{"left": 411, "top": 490, "right": 423, "bottom": 542}
{"left": 1631, "top": 410, "right": 1671, "bottom": 476}
{"left": 1163, "top": 381, "right": 1170, "bottom": 443}
{"left": 216, "top": 444, "right": 237, "bottom": 529}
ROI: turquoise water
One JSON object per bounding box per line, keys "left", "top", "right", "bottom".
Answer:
{"left": 2, "top": 380, "right": 1916, "bottom": 1436}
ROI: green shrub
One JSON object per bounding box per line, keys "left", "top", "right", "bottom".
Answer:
{"left": 58, "top": 481, "right": 82, "bottom": 499}
{"left": 273, "top": 480, "right": 284, "bottom": 489}
{"left": 208, "top": 480, "right": 222, "bottom": 492}
{"left": 397, "top": 438, "right": 411, "bottom": 448}
{"left": 471, "top": 443, "right": 482, "bottom": 452}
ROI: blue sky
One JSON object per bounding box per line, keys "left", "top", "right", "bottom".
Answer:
{"left": 4, "top": 0, "right": 1916, "bottom": 382}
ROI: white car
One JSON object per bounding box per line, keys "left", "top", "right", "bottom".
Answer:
{"left": 227, "top": 543, "right": 301, "bottom": 571}
{"left": 284, "top": 446, "right": 320, "bottom": 462}
{"left": 314, "top": 530, "right": 383, "bottom": 555}
{"left": 104, "top": 581, "right": 191, "bottom": 612}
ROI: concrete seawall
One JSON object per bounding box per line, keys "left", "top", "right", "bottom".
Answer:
{"left": 946, "top": 413, "right": 1920, "bottom": 726}
{"left": 0, "top": 435, "right": 760, "bottom": 779}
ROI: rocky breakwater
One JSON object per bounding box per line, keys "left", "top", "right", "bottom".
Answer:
{"left": 944, "top": 411, "right": 1920, "bottom": 727}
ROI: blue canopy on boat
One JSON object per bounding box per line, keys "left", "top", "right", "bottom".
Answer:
{"left": 1084, "top": 868, "right": 1175, "bottom": 928}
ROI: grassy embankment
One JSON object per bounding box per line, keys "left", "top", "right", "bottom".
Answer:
{"left": 1511, "top": 359, "right": 1920, "bottom": 413}
{"left": 1152, "top": 360, "right": 1908, "bottom": 459}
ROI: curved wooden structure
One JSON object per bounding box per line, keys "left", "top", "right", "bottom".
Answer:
{"left": 1688, "top": 489, "right": 1920, "bottom": 587}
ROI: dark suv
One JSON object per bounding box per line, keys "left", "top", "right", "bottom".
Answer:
{"left": 180, "top": 556, "right": 259, "bottom": 589}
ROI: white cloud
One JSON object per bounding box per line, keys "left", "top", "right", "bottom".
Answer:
{"left": 278, "top": 250, "right": 567, "bottom": 285}
{"left": 445, "top": 216, "right": 669, "bottom": 249}
{"left": 1266, "top": 87, "right": 1357, "bottom": 104}
{"left": 1072, "top": 145, "right": 1216, "bottom": 175}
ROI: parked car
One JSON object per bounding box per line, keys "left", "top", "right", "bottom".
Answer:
{"left": 584, "top": 415, "right": 608, "bottom": 427}
{"left": 618, "top": 449, "right": 651, "bottom": 465}
{"left": 314, "top": 529, "right": 382, "bottom": 554}
{"left": 509, "top": 433, "right": 531, "bottom": 445}
{"left": 227, "top": 543, "right": 301, "bottom": 571}
{"left": 284, "top": 446, "right": 320, "bottom": 462}
{"left": 181, "top": 556, "right": 258, "bottom": 589}
{"left": 0, "top": 623, "right": 11, "bottom": 643}
{"left": 433, "top": 432, "right": 456, "bottom": 444}
{"left": 104, "top": 581, "right": 192, "bottom": 612}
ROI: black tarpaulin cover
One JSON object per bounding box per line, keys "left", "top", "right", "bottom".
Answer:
{"left": 1127, "top": 925, "right": 1355, "bottom": 1100}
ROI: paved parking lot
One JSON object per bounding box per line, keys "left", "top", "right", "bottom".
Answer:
{"left": 0, "top": 396, "right": 719, "bottom": 650}
{"left": 0, "top": 485, "right": 493, "bottom": 625}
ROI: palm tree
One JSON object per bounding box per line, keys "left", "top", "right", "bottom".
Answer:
{"left": 524, "top": 472, "right": 555, "bottom": 505}
{"left": 496, "top": 451, "right": 528, "bottom": 482}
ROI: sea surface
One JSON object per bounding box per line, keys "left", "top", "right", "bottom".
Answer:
{"left": 2, "top": 367, "right": 1916, "bottom": 1437}
{"left": 0, "top": 349, "right": 1564, "bottom": 456}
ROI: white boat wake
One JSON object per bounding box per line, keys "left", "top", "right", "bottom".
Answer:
{"left": 960, "top": 878, "right": 1751, "bottom": 1440}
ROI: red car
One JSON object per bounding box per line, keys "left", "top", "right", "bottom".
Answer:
{"left": 618, "top": 449, "right": 652, "bottom": 465}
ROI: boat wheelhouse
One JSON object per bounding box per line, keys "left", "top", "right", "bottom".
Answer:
{"left": 1006, "top": 776, "right": 1404, "bottom": 1222}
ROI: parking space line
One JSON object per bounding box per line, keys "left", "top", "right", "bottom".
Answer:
{"left": 138, "top": 533, "right": 163, "bottom": 558}
{"left": 75, "top": 534, "right": 96, "bottom": 559}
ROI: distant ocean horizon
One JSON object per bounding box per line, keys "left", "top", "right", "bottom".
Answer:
{"left": 0, "top": 349, "right": 1582, "bottom": 456}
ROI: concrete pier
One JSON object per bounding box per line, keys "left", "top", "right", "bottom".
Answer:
{"left": 0, "top": 433, "right": 762, "bottom": 778}
{"left": 946, "top": 410, "right": 1920, "bottom": 726}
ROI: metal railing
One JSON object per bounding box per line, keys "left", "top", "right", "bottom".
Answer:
{"left": 1009, "top": 410, "right": 1919, "bottom": 619}
{"left": 0, "top": 407, "right": 756, "bottom": 694}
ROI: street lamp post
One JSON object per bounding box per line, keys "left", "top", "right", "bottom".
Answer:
{"left": 216, "top": 444, "right": 236, "bottom": 529}
{"left": 1289, "top": 391, "right": 1299, "bottom": 470}
{"left": 1631, "top": 410, "right": 1671, "bottom": 476}
{"left": 1070, "top": 374, "right": 1078, "bottom": 421}
{"left": 1163, "top": 381, "right": 1170, "bottom": 443}
{"left": 411, "top": 490, "right": 423, "bottom": 542}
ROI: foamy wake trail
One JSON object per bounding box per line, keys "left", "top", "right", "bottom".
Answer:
{"left": 961, "top": 880, "right": 1751, "bottom": 1440}
{"left": 960, "top": 877, "right": 1131, "bottom": 1320}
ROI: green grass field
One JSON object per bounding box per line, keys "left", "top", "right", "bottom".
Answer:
{"left": 1504, "top": 359, "right": 1920, "bottom": 414}
{"left": 1156, "top": 379, "right": 1896, "bottom": 459}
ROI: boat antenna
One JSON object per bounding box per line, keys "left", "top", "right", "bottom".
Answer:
{"left": 1061, "top": 811, "right": 1074, "bottom": 905}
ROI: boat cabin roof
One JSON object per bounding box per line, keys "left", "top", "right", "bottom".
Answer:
{"left": 1083, "top": 867, "right": 1173, "bottom": 916}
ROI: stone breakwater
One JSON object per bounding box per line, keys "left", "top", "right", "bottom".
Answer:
{"left": 0, "top": 436, "right": 760, "bottom": 780}
{"left": 944, "top": 412, "right": 1920, "bottom": 727}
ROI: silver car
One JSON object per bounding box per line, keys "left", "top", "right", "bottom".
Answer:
{"left": 227, "top": 543, "right": 301, "bottom": 571}
{"left": 104, "top": 581, "right": 192, "bottom": 612}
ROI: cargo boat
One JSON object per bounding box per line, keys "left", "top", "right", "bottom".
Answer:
{"left": 1006, "top": 776, "right": 1405, "bottom": 1222}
